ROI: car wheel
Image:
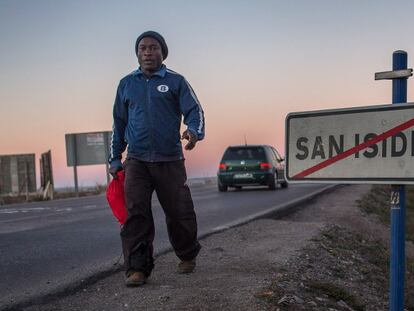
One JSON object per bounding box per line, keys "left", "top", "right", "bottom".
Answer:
{"left": 218, "top": 183, "right": 228, "bottom": 192}
{"left": 235, "top": 186, "right": 242, "bottom": 191}
{"left": 268, "top": 173, "right": 277, "bottom": 190}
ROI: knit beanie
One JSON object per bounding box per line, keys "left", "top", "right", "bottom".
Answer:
{"left": 135, "top": 31, "right": 168, "bottom": 60}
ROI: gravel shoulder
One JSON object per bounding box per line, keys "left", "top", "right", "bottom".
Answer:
{"left": 7, "top": 184, "right": 413, "bottom": 311}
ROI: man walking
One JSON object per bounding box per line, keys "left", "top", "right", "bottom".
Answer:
{"left": 109, "top": 31, "right": 205, "bottom": 287}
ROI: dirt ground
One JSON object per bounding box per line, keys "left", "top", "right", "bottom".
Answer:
{"left": 7, "top": 184, "right": 414, "bottom": 311}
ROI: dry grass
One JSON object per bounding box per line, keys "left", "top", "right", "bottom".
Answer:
{"left": 358, "top": 185, "right": 414, "bottom": 242}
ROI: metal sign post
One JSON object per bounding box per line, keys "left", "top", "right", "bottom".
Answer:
{"left": 72, "top": 136, "right": 79, "bottom": 197}
{"left": 376, "top": 50, "right": 412, "bottom": 311}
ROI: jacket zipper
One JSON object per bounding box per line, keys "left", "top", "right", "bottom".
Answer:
{"left": 146, "top": 78, "right": 155, "bottom": 162}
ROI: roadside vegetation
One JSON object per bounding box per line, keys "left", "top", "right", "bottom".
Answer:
{"left": 256, "top": 185, "right": 414, "bottom": 310}
{"left": 256, "top": 225, "right": 394, "bottom": 310}
{"left": 358, "top": 185, "right": 414, "bottom": 306}
{"left": 358, "top": 185, "right": 414, "bottom": 242}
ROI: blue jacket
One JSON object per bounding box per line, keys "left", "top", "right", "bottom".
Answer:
{"left": 109, "top": 65, "right": 205, "bottom": 168}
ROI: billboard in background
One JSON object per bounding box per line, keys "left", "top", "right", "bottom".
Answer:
{"left": 0, "top": 154, "right": 36, "bottom": 194}
{"left": 65, "top": 131, "right": 111, "bottom": 166}
{"left": 40, "top": 150, "right": 53, "bottom": 188}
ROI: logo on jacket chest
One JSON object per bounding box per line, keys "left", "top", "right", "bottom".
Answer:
{"left": 157, "top": 85, "right": 169, "bottom": 93}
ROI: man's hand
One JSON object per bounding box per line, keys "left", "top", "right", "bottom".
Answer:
{"left": 181, "top": 129, "right": 198, "bottom": 150}
{"left": 109, "top": 166, "right": 123, "bottom": 179}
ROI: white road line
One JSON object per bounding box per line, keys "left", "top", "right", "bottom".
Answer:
{"left": 0, "top": 204, "right": 98, "bottom": 215}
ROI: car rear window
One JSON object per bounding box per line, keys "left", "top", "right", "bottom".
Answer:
{"left": 222, "top": 147, "right": 266, "bottom": 161}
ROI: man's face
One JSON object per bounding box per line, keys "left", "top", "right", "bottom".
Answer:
{"left": 137, "top": 37, "right": 163, "bottom": 75}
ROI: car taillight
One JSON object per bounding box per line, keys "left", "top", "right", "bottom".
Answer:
{"left": 260, "top": 162, "right": 271, "bottom": 169}
{"left": 219, "top": 163, "right": 227, "bottom": 170}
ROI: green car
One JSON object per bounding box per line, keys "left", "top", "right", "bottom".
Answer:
{"left": 217, "top": 145, "right": 288, "bottom": 192}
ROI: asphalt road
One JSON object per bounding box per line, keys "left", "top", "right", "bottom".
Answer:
{"left": 0, "top": 182, "right": 328, "bottom": 308}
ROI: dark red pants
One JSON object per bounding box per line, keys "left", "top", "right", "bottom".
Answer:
{"left": 121, "top": 159, "right": 201, "bottom": 276}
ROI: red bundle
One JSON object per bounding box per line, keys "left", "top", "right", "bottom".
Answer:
{"left": 106, "top": 171, "right": 127, "bottom": 225}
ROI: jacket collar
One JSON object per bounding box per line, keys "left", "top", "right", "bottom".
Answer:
{"left": 133, "top": 64, "right": 166, "bottom": 78}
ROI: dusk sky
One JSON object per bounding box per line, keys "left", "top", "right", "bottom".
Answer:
{"left": 1, "top": 0, "right": 414, "bottom": 187}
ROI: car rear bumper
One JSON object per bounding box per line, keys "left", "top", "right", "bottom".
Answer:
{"left": 217, "top": 171, "right": 272, "bottom": 186}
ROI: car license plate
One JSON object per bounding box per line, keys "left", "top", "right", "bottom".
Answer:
{"left": 233, "top": 173, "right": 253, "bottom": 179}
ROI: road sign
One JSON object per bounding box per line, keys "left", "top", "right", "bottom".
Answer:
{"left": 285, "top": 103, "right": 414, "bottom": 183}
{"left": 375, "top": 68, "right": 413, "bottom": 80}
{"left": 65, "top": 131, "right": 112, "bottom": 196}
{"left": 65, "top": 131, "right": 111, "bottom": 167}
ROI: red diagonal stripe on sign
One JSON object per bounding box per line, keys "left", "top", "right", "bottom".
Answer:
{"left": 292, "top": 117, "right": 414, "bottom": 179}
